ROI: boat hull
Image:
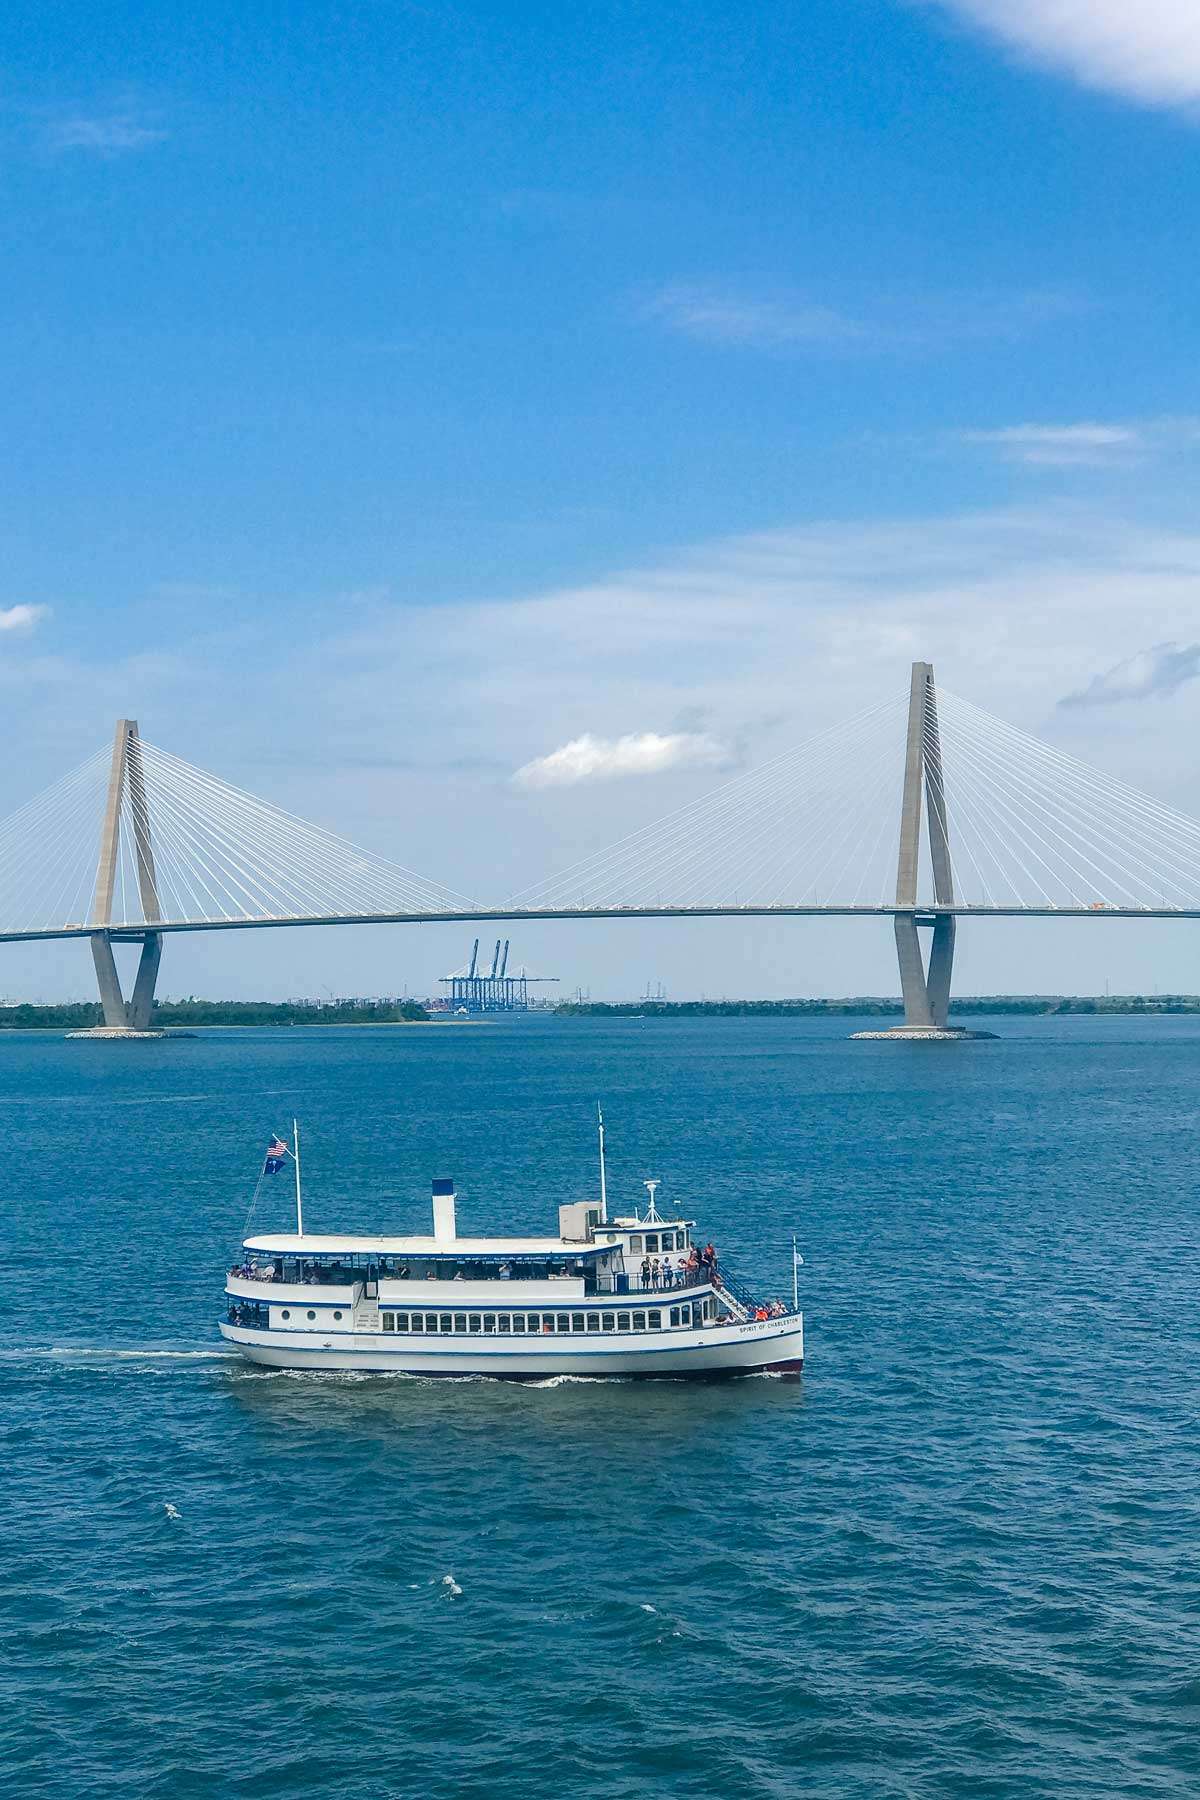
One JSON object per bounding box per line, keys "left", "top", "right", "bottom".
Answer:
{"left": 219, "top": 1315, "right": 803, "bottom": 1378}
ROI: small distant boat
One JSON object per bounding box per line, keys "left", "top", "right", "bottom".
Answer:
{"left": 220, "top": 1113, "right": 804, "bottom": 1379}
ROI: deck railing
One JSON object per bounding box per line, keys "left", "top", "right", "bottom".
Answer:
{"left": 594, "top": 1268, "right": 712, "bottom": 1298}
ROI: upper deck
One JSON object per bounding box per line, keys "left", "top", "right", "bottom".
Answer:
{"left": 231, "top": 1178, "right": 714, "bottom": 1309}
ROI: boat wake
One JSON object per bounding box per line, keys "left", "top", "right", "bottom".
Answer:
{"left": 0, "top": 1346, "right": 240, "bottom": 1364}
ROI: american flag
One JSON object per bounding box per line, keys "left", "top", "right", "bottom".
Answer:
{"left": 264, "top": 1134, "right": 289, "bottom": 1175}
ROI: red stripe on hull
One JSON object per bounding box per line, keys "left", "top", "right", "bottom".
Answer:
{"left": 763, "top": 1357, "right": 805, "bottom": 1375}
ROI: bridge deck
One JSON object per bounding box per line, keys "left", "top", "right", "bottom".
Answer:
{"left": 3, "top": 904, "right": 1199, "bottom": 944}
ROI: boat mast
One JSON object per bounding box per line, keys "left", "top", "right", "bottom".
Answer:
{"left": 597, "top": 1104, "right": 608, "bottom": 1224}
{"left": 293, "top": 1118, "right": 304, "bottom": 1238}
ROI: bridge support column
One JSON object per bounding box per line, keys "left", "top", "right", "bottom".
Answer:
{"left": 856, "top": 662, "right": 977, "bottom": 1041}
{"left": 71, "top": 721, "right": 167, "bottom": 1039}
{"left": 87, "top": 930, "right": 163, "bottom": 1032}
{"left": 90, "top": 932, "right": 128, "bottom": 1029}
{"left": 128, "top": 933, "right": 163, "bottom": 1031}
{"left": 894, "top": 914, "right": 935, "bottom": 1030}
{"left": 925, "top": 913, "right": 955, "bottom": 1031}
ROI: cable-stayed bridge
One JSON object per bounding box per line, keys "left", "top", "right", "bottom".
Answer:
{"left": 5, "top": 663, "right": 1200, "bottom": 1035}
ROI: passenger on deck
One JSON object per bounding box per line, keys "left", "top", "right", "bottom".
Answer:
{"left": 651, "top": 1258, "right": 661, "bottom": 1288}
{"left": 640, "top": 1256, "right": 652, "bottom": 1288}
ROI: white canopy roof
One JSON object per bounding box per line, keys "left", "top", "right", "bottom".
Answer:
{"left": 242, "top": 1233, "right": 611, "bottom": 1258}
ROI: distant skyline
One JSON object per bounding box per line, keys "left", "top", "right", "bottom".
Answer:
{"left": 2, "top": 0, "right": 1199, "bottom": 1002}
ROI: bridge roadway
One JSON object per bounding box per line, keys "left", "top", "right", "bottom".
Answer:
{"left": 2, "top": 902, "right": 1199, "bottom": 944}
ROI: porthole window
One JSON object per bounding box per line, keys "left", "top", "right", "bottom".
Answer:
{"left": 333, "top": 1310, "right": 343, "bottom": 1322}
{"left": 281, "top": 1309, "right": 291, "bottom": 1320}
{"left": 307, "top": 1310, "right": 316, "bottom": 1321}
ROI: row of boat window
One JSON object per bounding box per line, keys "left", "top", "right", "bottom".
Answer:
{"left": 378, "top": 1303, "right": 712, "bottom": 1334}
{"left": 623, "top": 1231, "right": 688, "bottom": 1254}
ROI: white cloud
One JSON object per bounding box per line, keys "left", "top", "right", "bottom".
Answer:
{"left": 46, "top": 113, "right": 167, "bottom": 155}
{"left": 513, "top": 730, "right": 731, "bottom": 788}
{"left": 1060, "top": 642, "right": 1200, "bottom": 707}
{"left": 959, "top": 423, "right": 1143, "bottom": 467}
{"left": 958, "top": 417, "right": 1200, "bottom": 467}
{"left": 281, "top": 502, "right": 1200, "bottom": 879}
{"left": 647, "top": 285, "right": 867, "bottom": 349}
{"left": 0, "top": 604, "right": 48, "bottom": 634}
{"left": 646, "top": 282, "right": 1085, "bottom": 353}
{"left": 926, "top": 1, "right": 1200, "bottom": 110}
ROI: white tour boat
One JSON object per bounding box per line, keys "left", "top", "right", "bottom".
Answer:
{"left": 220, "top": 1116, "right": 804, "bottom": 1379}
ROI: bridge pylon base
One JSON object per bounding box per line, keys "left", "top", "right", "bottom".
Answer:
{"left": 66, "top": 1026, "right": 169, "bottom": 1040}
{"left": 87, "top": 930, "right": 164, "bottom": 1034}
{"left": 850, "top": 1025, "right": 996, "bottom": 1042}
{"left": 853, "top": 911, "right": 996, "bottom": 1041}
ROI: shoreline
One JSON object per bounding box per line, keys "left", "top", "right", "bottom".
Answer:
{"left": 556, "top": 997, "right": 1200, "bottom": 1019}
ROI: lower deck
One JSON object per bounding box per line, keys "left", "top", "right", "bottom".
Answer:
{"left": 227, "top": 1293, "right": 723, "bottom": 1336}
{"left": 219, "top": 1310, "right": 804, "bottom": 1377}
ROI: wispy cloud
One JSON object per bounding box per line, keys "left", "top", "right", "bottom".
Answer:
{"left": 0, "top": 604, "right": 48, "bottom": 634}
{"left": 645, "top": 281, "right": 1084, "bottom": 354}
{"left": 513, "top": 730, "right": 731, "bottom": 788}
{"left": 959, "top": 423, "right": 1143, "bottom": 467}
{"left": 924, "top": 1, "right": 1200, "bottom": 111}
{"left": 958, "top": 417, "right": 1200, "bottom": 467}
{"left": 1060, "top": 642, "right": 1200, "bottom": 708}
{"left": 45, "top": 112, "right": 167, "bottom": 156}
{"left": 646, "top": 285, "right": 868, "bottom": 350}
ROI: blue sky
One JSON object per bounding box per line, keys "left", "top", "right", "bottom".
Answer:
{"left": 3, "top": 0, "right": 1200, "bottom": 1001}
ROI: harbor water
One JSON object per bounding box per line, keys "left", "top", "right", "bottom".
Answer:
{"left": 2, "top": 1014, "right": 1199, "bottom": 1797}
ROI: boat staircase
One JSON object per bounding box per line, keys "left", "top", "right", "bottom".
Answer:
{"left": 711, "top": 1265, "right": 758, "bottom": 1322}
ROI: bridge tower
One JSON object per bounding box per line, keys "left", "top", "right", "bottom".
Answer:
{"left": 89, "top": 720, "right": 164, "bottom": 1034}
{"left": 892, "top": 662, "right": 957, "bottom": 1033}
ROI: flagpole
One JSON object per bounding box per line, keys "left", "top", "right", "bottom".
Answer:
{"left": 792, "top": 1235, "right": 799, "bottom": 1313}
{"left": 597, "top": 1104, "right": 608, "bottom": 1224}
{"left": 293, "top": 1118, "right": 304, "bottom": 1238}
